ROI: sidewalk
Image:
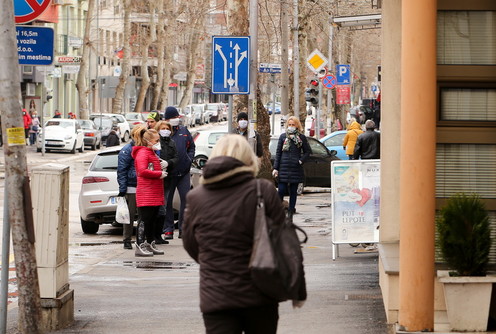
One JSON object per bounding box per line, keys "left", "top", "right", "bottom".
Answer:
{"left": 5, "top": 190, "right": 388, "bottom": 334}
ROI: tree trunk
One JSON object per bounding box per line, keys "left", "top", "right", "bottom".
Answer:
{"left": 134, "top": 31, "right": 151, "bottom": 113}
{"left": 0, "top": 2, "right": 42, "bottom": 333}
{"left": 112, "top": 0, "right": 132, "bottom": 114}
{"left": 76, "top": 0, "right": 95, "bottom": 120}
{"left": 151, "top": 0, "right": 165, "bottom": 110}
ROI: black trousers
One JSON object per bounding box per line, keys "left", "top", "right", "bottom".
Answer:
{"left": 137, "top": 206, "right": 160, "bottom": 243}
{"left": 203, "top": 304, "right": 279, "bottom": 334}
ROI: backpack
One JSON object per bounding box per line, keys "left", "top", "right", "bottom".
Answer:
{"left": 249, "top": 180, "right": 307, "bottom": 302}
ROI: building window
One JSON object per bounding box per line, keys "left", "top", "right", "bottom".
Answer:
{"left": 437, "top": 11, "right": 496, "bottom": 65}
{"left": 440, "top": 88, "right": 496, "bottom": 121}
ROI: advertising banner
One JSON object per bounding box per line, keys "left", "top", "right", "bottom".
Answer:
{"left": 331, "top": 160, "right": 380, "bottom": 246}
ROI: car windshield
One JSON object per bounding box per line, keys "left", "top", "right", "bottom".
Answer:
{"left": 323, "top": 133, "right": 345, "bottom": 146}
{"left": 91, "top": 152, "right": 118, "bottom": 171}
{"left": 125, "top": 113, "right": 141, "bottom": 120}
{"left": 45, "top": 120, "right": 73, "bottom": 128}
{"left": 207, "top": 132, "right": 226, "bottom": 145}
{"left": 78, "top": 120, "right": 94, "bottom": 129}
{"left": 93, "top": 118, "right": 113, "bottom": 128}
{"left": 206, "top": 105, "right": 218, "bottom": 111}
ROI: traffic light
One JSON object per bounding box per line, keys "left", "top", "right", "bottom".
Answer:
{"left": 305, "top": 79, "right": 319, "bottom": 106}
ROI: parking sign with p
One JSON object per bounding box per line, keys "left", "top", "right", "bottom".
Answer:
{"left": 336, "top": 65, "right": 351, "bottom": 85}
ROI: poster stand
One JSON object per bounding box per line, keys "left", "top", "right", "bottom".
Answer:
{"left": 331, "top": 160, "right": 380, "bottom": 260}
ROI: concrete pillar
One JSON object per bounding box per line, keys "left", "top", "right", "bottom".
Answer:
{"left": 31, "top": 163, "right": 74, "bottom": 331}
{"left": 398, "top": 0, "right": 437, "bottom": 331}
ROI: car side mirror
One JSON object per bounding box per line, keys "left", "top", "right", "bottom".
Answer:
{"left": 329, "top": 149, "right": 338, "bottom": 156}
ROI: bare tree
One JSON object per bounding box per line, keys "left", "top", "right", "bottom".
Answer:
{"left": 76, "top": 0, "right": 95, "bottom": 120}
{"left": 134, "top": 24, "right": 152, "bottom": 113}
{"left": 112, "top": 0, "right": 132, "bottom": 114}
{"left": 151, "top": 0, "right": 165, "bottom": 110}
{"left": 0, "top": 1, "right": 42, "bottom": 332}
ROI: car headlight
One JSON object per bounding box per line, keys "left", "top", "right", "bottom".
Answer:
{"left": 64, "top": 134, "right": 73, "bottom": 140}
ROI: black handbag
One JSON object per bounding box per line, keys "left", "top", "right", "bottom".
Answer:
{"left": 249, "top": 180, "right": 307, "bottom": 302}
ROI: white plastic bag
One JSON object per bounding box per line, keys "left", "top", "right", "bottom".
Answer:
{"left": 115, "top": 197, "right": 130, "bottom": 224}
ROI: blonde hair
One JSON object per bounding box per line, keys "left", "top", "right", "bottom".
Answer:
{"left": 131, "top": 124, "right": 145, "bottom": 142}
{"left": 286, "top": 116, "right": 303, "bottom": 132}
{"left": 210, "top": 134, "right": 259, "bottom": 176}
{"left": 135, "top": 128, "right": 159, "bottom": 146}
{"left": 155, "top": 120, "right": 172, "bottom": 133}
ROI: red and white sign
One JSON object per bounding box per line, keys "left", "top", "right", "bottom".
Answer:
{"left": 56, "top": 56, "right": 82, "bottom": 65}
{"left": 14, "top": 0, "right": 52, "bottom": 24}
{"left": 336, "top": 85, "right": 351, "bottom": 105}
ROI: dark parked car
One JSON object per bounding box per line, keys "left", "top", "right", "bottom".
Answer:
{"left": 77, "top": 119, "right": 102, "bottom": 150}
{"left": 90, "top": 116, "right": 118, "bottom": 145}
{"left": 269, "top": 136, "right": 339, "bottom": 189}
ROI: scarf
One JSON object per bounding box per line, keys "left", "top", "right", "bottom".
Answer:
{"left": 282, "top": 129, "right": 302, "bottom": 151}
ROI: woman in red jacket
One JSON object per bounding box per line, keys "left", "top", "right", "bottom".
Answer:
{"left": 131, "top": 128, "right": 167, "bottom": 257}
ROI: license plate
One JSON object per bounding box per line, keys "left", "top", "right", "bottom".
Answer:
{"left": 110, "top": 197, "right": 117, "bottom": 204}
{"left": 47, "top": 141, "right": 60, "bottom": 145}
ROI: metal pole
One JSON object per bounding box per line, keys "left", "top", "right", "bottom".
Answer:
{"left": 293, "top": 0, "right": 299, "bottom": 118}
{"left": 248, "top": 0, "right": 258, "bottom": 132}
{"left": 327, "top": 19, "right": 334, "bottom": 131}
{"left": 316, "top": 80, "right": 322, "bottom": 139}
{"left": 0, "top": 186, "right": 10, "bottom": 334}
{"left": 227, "top": 95, "right": 233, "bottom": 133}
{"left": 271, "top": 73, "right": 276, "bottom": 135}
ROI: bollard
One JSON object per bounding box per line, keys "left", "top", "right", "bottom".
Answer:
{"left": 30, "top": 163, "right": 74, "bottom": 331}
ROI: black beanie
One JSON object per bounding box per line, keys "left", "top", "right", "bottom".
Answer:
{"left": 164, "top": 106, "right": 179, "bottom": 120}
{"left": 237, "top": 112, "right": 248, "bottom": 121}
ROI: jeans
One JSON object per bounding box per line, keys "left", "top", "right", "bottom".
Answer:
{"left": 277, "top": 182, "right": 299, "bottom": 213}
{"left": 203, "top": 304, "right": 279, "bottom": 334}
{"left": 123, "top": 193, "right": 137, "bottom": 242}
{"left": 164, "top": 173, "right": 191, "bottom": 233}
{"left": 29, "top": 132, "right": 37, "bottom": 145}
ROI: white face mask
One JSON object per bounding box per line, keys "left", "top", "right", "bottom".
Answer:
{"left": 169, "top": 118, "right": 180, "bottom": 127}
{"left": 287, "top": 126, "right": 296, "bottom": 133}
{"left": 238, "top": 120, "right": 248, "bottom": 129}
{"left": 159, "top": 129, "right": 171, "bottom": 137}
{"left": 152, "top": 142, "right": 161, "bottom": 151}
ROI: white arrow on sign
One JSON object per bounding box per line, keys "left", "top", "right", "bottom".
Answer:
{"left": 234, "top": 43, "right": 247, "bottom": 89}
{"left": 215, "top": 44, "right": 228, "bottom": 88}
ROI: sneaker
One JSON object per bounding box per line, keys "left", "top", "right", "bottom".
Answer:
{"left": 135, "top": 242, "right": 153, "bottom": 257}
{"left": 123, "top": 241, "right": 132, "bottom": 249}
{"left": 178, "top": 231, "right": 182, "bottom": 239}
{"left": 163, "top": 232, "right": 173, "bottom": 240}
{"left": 154, "top": 237, "right": 169, "bottom": 245}
{"left": 149, "top": 241, "right": 165, "bottom": 255}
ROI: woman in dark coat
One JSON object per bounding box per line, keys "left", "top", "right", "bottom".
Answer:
{"left": 183, "top": 134, "right": 287, "bottom": 334}
{"left": 273, "top": 116, "right": 311, "bottom": 219}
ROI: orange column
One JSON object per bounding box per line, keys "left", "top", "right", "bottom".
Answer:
{"left": 398, "top": 0, "right": 437, "bottom": 331}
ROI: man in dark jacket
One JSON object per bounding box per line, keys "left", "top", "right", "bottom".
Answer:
{"left": 232, "top": 112, "right": 263, "bottom": 157}
{"left": 106, "top": 127, "right": 120, "bottom": 147}
{"left": 353, "top": 120, "right": 381, "bottom": 160}
{"left": 163, "top": 106, "right": 195, "bottom": 239}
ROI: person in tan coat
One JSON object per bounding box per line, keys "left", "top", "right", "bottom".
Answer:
{"left": 342, "top": 119, "right": 363, "bottom": 159}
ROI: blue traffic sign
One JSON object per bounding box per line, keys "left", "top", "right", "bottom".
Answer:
{"left": 336, "top": 64, "right": 351, "bottom": 85}
{"left": 212, "top": 36, "right": 250, "bottom": 94}
{"left": 321, "top": 74, "right": 337, "bottom": 89}
{"left": 16, "top": 26, "right": 54, "bottom": 66}
{"left": 14, "top": 0, "right": 52, "bottom": 24}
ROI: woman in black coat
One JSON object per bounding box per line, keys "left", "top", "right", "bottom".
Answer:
{"left": 273, "top": 116, "right": 311, "bottom": 219}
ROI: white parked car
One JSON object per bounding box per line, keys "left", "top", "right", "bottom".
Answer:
{"left": 192, "top": 130, "right": 228, "bottom": 166}
{"left": 79, "top": 147, "right": 201, "bottom": 234}
{"left": 90, "top": 113, "right": 131, "bottom": 142}
{"left": 36, "top": 118, "right": 85, "bottom": 154}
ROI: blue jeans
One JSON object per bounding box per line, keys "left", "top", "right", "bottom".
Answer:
{"left": 277, "top": 182, "right": 299, "bottom": 213}
{"left": 164, "top": 173, "right": 191, "bottom": 233}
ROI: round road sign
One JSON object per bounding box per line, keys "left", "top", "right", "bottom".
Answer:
{"left": 321, "top": 74, "right": 337, "bottom": 89}
{"left": 14, "top": 0, "right": 52, "bottom": 24}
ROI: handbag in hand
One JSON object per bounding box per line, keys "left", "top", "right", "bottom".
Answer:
{"left": 249, "top": 179, "right": 308, "bottom": 302}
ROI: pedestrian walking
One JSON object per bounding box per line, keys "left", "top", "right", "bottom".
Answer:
{"left": 163, "top": 106, "right": 195, "bottom": 240}
{"left": 343, "top": 118, "right": 363, "bottom": 160}
{"left": 353, "top": 120, "right": 381, "bottom": 160}
{"left": 131, "top": 128, "right": 167, "bottom": 257}
{"left": 53, "top": 110, "right": 62, "bottom": 118}
{"left": 117, "top": 126, "right": 144, "bottom": 250}
{"left": 29, "top": 112, "right": 40, "bottom": 145}
{"left": 272, "top": 116, "right": 311, "bottom": 220}
{"left": 183, "top": 134, "right": 286, "bottom": 334}
{"left": 232, "top": 111, "right": 263, "bottom": 157}
{"left": 154, "top": 120, "right": 178, "bottom": 244}
{"left": 22, "top": 109, "right": 32, "bottom": 144}
{"left": 106, "top": 127, "right": 120, "bottom": 147}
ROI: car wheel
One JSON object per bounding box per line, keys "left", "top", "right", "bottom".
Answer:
{"left": 96, "top": 140, "right": 101, "bottom": 149}
{"left": 79, "top": 142, "right": 84, "bottom": 153}
{"left": 122, "top": 131, "right": 130, "bottom": 143}
{"left": 297, "top": 183, "right": 304, "bottom": 195}
{"left": 36, "top": 148, "right": 41, "bottom": 152}
{"left": 70, "top": 142, "right": 76, "bottom": 154}
{"left": 193, "top": 155, "right": 208, "bottom": 169}
{"left": 91, "top": 142, "right": 96, "bottom": 150}
{"left": 349, "top": 243, "right": 360, "bottom": 247}
{"left": 81, "top": 218, "right": 99, "bottom": 234}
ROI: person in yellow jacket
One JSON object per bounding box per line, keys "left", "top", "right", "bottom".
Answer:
{"left": 342, "top": 119, "right": 363, "bottom": 160}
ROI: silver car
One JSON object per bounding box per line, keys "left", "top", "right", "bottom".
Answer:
{"left": 78, "top": 147, "right": 200, "bottom": 234}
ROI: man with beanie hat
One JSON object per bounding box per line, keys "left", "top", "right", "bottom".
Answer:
{"left": 146, "top": 111, "right": 161, "bottom": 129}
{"left": 162, "top": 106, "right": 195, "bottom": 239}
{"left": 353, "top": 120, "right": 380, "bottom": 160}
{"left": 232, "top": 111, "right": 263, "bottom": 157}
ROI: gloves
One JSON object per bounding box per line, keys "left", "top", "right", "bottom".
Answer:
{"left": 117, "top": 192, "right": 126, "bottom": 197}
{"left": 272, "top": 169, "right": 279, "bottom": 178}
{"left": 343, "top": 146, "right": 346, "bottom": 150}
{"left": 160, "top": 159, "right": 168, "bottom": 170}
{"left": 160, "top": 171, "right": 168, "bottom": 179}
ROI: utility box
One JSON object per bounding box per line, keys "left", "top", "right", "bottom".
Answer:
{"left": 30, "top": 163, "right": 74, "bottom": 330}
